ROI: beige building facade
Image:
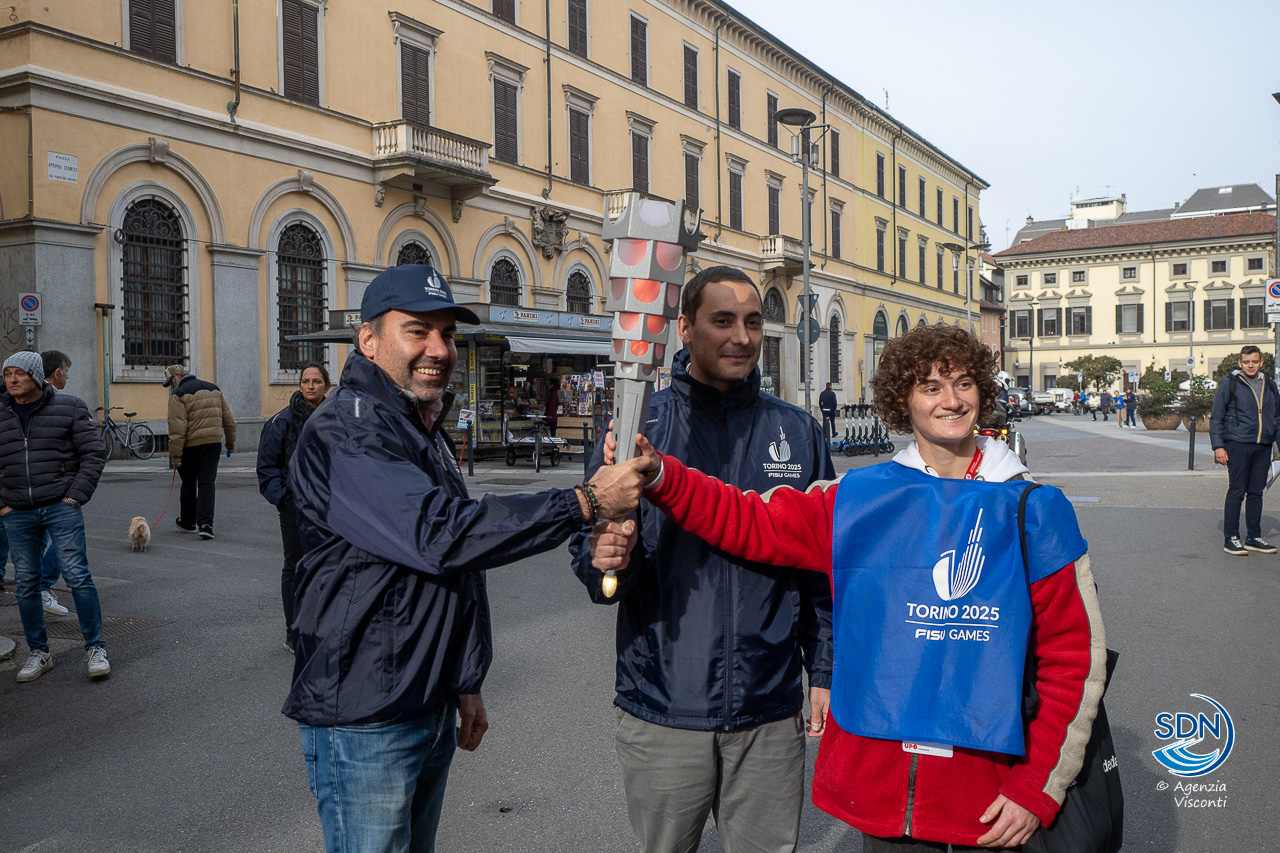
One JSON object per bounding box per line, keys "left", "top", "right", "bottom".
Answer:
{"left": 994, "top": 214, "right": 1277, "bottom": 391}
{"left": 0, "top": 0, "right": 985, "bottom": 445}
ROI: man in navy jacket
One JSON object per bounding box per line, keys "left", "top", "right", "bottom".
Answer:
{"left": 1210, "top": 344, "right": 1280, "bottom": 555}
{"left": 572, "top": 267, "right": 835, "bottom": 853}
{"left": 282, "top": 265, "right": 648, "bottom": 853}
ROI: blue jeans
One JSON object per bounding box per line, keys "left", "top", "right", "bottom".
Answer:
{"left": 0, "top": 528, "right": 59, "bottom": 589}
{"left": 2, "top": 501, "right": 103, "bottom": 652}
{"left": 300, "top": 702, "right": 458, "bottom": 853}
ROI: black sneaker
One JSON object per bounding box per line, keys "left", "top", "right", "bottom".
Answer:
{"left": 176, "top": 519, "right": 196, "bottom": 533}
{"left": 1245, "top": 537, "right": 1277, "bottom": 554}
{"left": 198, "top": 526, "right": 215, "bottom": 540}
{"left": 1224, "top": 536, "right": 1248, "bottom": 556}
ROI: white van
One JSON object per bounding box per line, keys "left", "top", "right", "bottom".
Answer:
{"left": 1050, "top": 388, "right": 1074, "bottom": 412}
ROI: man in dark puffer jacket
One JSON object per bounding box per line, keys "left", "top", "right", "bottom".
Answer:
{"left": 0, "top": 350, "right": 109, "bottom": 682}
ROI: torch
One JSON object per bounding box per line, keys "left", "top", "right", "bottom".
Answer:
{"left": 599, "top": 193, "right": 702, "bottom": 597}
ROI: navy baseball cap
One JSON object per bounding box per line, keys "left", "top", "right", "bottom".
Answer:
{"left": 361, "top": 264, "right": 480, "bottom": 325}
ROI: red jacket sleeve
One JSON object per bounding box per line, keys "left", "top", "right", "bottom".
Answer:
{"left": 999, "top": 554, "right": 1108, "bottom": 827}
{"left": 646, "top": 452, "right": 839, "bottom": 575}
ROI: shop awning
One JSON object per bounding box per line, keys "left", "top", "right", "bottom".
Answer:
{"left": 505, "top": 335, "right": 612, "bottom": 356}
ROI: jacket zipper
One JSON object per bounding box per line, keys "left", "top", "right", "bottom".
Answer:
{"left": 1256, "top": 378, "right": 1265, "bottom": 444}
{"left": 903, "top": 753, "right": 919, "bottom": 837}
{"left": 23, "top": 435, "right": 33, "bottom": 504}
{"left": 720, "top": 399, "right": 734, "bottom": 730}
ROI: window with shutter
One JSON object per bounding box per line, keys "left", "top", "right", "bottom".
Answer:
{"left": 492, "top": 0, "right": 516, "bottom": 23}
{"left": 876, "top": 153, "right": 885, "bottom": 198}
{"left": 727, "top": 70, "right": 741, "bottom": 129}
{"left": 876, "top": 228, "right": 885, "bottom": 272}
{"left": 728, "top": 171, "right": 743, "bottom": 230}
{"left": 917, "top": 243, "right": 924, "bottom": 283}
{"left": 569, "top": 108, "right": 590, "bottom": 184}
{"left": 630, "top": 16, "right": 647, "bottom": 85}
{"left": 767, "top": 185, "right": 780, "bottom": 235}
{"left": 1243, "top": 297, "right": 1266, "bottom": 329}
{"left": 898, "top": 166, "right": 906, "bottom": 207}
{"left": 898, "top": 233, "right": 907, "bottom": 277}
{"left": 829, "top": 129, "right": 840, "bottom": 177}
{"left": 401, "top": 42, "right": 431, "bottom": 125}
{"left": 683, "top": 45, "right": 698, "bottom": 109}
{"left": 918, "top": 178, "right": 926, "bottom": 215}
{"left": 567, "top": 0, "right": 588, "bottom": 57}
{"left": 967, "top": 205, "right": 974, "bottom": 240}
{"left": 684, "top": 153, "right": 699, "bottom": 213}
{"left": 282, "top": 0, "right": 320, "bottom": 105}
{"left": 831, "top": 209, "right": 841, "bottom": 260}
{"left": 130, "top": 0, "right": 178, "bottom": 63}
{"left": 829, "top": 315, "right": 842, "bottom": 382}
{"left": 936, "top": 188, "right": 943, "bottom": 225}
{"left": 936, "top": 251, "right": 943, "bottom": 290}
{"left": 493, "top": 79, "right": 519, "bottom": 163}
{"left": 952, "top": 197, "right": 959, "bottom": 233}
{"left": 767, "top": 93, "right": 778, "bottom": 147}
{"left": 631, "top": 132, "right": 649, "bottom": 193}
{"left": 1204, "top": 299, "right": 1233, "bottom": 331}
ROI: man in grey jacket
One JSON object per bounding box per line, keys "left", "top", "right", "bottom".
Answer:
{"left": 1210, "top": 345, "right": 1280, "bottom": 555}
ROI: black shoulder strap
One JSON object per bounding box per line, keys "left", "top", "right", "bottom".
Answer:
{"left": 1228, "top": 373, "right": 1237, "bottom": 413}
{"left": 1017, "top": 483, "right": 1044, "bottom": 579}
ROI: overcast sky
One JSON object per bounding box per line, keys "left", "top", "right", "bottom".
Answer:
{"left": 726, "top": 0, "right": 1280, "bottom": 251}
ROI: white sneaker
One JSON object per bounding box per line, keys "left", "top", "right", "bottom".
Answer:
{"left": 16, "top": 650, "right": 54, "bottom": 682}
{"left": 42, "top": 589, "right": 69, "bottom": 616}
{"left": 86, "top": 646, "right": 111, "bottom": 679}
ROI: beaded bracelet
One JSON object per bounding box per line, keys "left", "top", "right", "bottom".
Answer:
{"left": 578, "top": 483, "right": 601, "bottom": 525}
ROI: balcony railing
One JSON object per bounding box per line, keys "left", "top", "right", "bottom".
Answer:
{"left": 372, "top": 121, "right": 495, "bottom": 199}
{"left": 759, "top": 234, "right": 805, "bottom": 274}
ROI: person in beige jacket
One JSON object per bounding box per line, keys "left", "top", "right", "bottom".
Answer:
{"left": 164, "top": 365, "right": 236, "bottom": 539}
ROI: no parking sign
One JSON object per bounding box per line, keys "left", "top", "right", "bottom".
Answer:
{"left": 18, "top": 292, "right": 41, "bottom": 325}
{"left": 1266, "top": 279, "right": 1280, "bottom": 323}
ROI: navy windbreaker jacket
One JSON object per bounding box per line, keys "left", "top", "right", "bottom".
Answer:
{"left": 282, "top": 351, "right": 589, "bottom": 727}
{"left": 1210, "top": 369, "right": 1280, "bottom": 448}
{"left": 570, "top": 350, "right": 835, "bottom": 731}
{"left": 256, "top": 403, "right": 295, "bottom": 506}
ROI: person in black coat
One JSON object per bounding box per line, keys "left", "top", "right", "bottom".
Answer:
{"left": 0, "top": 350, "right": 109, "bottom": 683}
{"left": 256, "top": 362, "right": 331, "bottom": 652}
{"left": 819, "top": 381, "right": 839, "bottom": 441}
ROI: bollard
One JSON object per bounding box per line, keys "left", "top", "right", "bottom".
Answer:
{"left": 1188, "top": 417, "right": 1196, "bottom": 471}
{"left": 582, "top": 422, "right": 595, "bottom": 478}
{"left": 466, "top": 422, "right": 474, "bottom": 478}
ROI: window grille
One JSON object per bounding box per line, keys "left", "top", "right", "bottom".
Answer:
{"left": 490, "top": 258, "right": 520, "bottom": 306}
{"left": 763, "top": 289, "right": 785, "bottom": 323}
{"left": 396, "top": 241, "right": 433, "bottom": 267}
{"left": 566, "top": 271, "right": 592, "bottom": 314}
{"left": 277, "top": 222, "right": 328, "bottom": 370}
{"left": 829, "top": 315, "right": 842, "bottom": 382}
{"left": 117, "top": 198, "right": 188, "bottom": 367}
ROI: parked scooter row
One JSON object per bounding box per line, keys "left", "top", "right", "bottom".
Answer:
{"left": 830, "top": 402, "right": 896, "bottom": 458}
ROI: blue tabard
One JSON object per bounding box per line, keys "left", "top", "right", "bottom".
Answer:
{"left": 829, "top": 464, "right": 1087, "bottom": 756}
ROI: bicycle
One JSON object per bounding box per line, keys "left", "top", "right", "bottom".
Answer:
{"left": 96, "top": 406, "right": 156, "bottom": 459}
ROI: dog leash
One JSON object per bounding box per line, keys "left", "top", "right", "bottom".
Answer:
{"left": 149, "top": 467, "right": 178, "bottom": 530}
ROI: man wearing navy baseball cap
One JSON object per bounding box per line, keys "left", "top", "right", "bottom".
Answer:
{"left": 282, "top": 264, "right": 651, "bottom": 852}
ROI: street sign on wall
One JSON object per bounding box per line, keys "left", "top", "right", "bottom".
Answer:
{"left": 1265, "top": 278, "right": 1280, "bottom": 321}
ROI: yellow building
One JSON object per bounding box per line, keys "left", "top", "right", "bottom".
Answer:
{"left": 993, "top": 213, "right": 1277, "bottom": 391}
{"left": 0, "top": 0, "right": 984, "bottom": 446}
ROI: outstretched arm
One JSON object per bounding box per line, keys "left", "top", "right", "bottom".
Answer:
{"left": 643, "top": 437, "right": 839, "bottom": 575}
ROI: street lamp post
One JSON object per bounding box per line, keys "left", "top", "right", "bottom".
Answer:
{"left": 941, "top": 240, "right": 990, "bottom": 332}
{"left": 776, "top": 106, "right": 826, "bottom": 418}
{"left": 1028, "top": 299, "right": 1039, "bottom": 392}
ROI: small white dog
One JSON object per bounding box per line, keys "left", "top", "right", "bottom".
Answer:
{"left": 129, "top": 516, "right": 151, "bottom": 552}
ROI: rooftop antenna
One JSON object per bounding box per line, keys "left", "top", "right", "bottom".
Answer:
{"left": 883, "top": 88, "right": 889, "bottom": 110}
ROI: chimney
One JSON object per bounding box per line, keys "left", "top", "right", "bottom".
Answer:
{"left": 1025, "top": 215, "right": 1034, "bottom": 225}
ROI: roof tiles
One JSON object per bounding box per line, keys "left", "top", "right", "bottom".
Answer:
{"left": 995, "top": 213, "right": 1276, "bottom": 258}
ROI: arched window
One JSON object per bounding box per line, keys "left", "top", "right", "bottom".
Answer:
{"left": 566, "top": 270, "right": 592, "bottom": 314}
{"left": 872, "top": 311, "right": 890, "bottom": 375}
{"left": 828, "top": 315, "right": 842, "bottom": 383}
{"left": 277, "top": 222, "right": 328, "bottom": 370}
{"left": 396, "top": 240, "right": 434, "bottom": 267}
{"left": 763, "top": 288, "right": 785, "bottom": 323}
{"left": 896, "top": 315, "right": 909, "bottom": 337}
{"left": 489, "top": 257, "right": 520, "bottom": 306}
{"left": 119, "top": 198, "right": 188, "bottom": 366}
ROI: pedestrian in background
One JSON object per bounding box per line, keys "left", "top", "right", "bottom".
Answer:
{"left": 1114, "top": 391, "right": 1126, "bottom": 429}
{"left": 0, "top": 351, "right": 110, "bottom": 682}
{"left": 30, "top": 349, "right": 73, "bottom": 615}
{"left": 819, "top": 381, "right": 839, "bottom": 441}
{"left": 257, "top": 362, "right": 331, "bottom": 653}
{"left": 1210, "top": 345, "right": 1280, "bottom": 556}
{"left": 165, "top": 364, "right": 236, "bottom": 540}
{"left": 1124, "top": 389, "right": 1138, "bottom": 428}
{"left": 1088, "top": 391, "right": 1100, "bottom": 420}
{"left": 1099, "top": 390, "right": 1113, "bottom": 422}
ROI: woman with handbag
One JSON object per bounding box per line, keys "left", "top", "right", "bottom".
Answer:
{"left": 596, "top": 325, "right": 1109, "bottom": 850}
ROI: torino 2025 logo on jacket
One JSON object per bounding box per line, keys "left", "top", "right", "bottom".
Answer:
{"left": 907, "top": 510, "right": 999, "bottom": 642}
{"left": 763, "top": 427, "right": 803, "bottom": 479}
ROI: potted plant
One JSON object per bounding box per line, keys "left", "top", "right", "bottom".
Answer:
{"left": 1137, "top": 367, "right": 1180, "bottom": 430}
{"left": 1178, "top": 375, "right": 1214, "bottom": 432}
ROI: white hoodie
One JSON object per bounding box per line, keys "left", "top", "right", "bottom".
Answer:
{"left": 891, "top": 435, "right": 1029, "bottom": 483}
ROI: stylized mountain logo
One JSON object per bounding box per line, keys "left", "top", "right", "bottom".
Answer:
{"left": 768, "top": 426, "right": 791, "bottom": 462}
{"left": 932, "top": 508, "right": 985, "bottom": 601}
